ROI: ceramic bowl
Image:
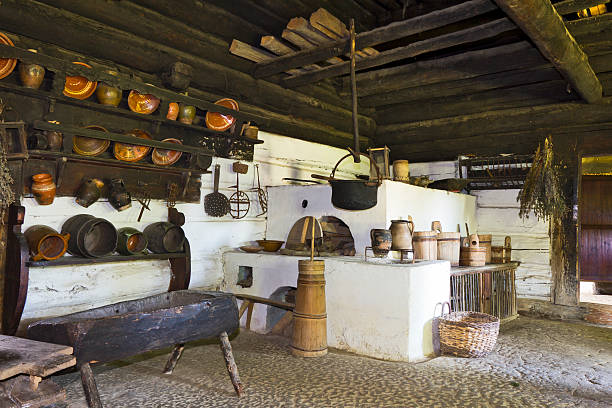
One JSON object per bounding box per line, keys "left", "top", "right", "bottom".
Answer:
{"left": 256, "top": 239, "right": 284, "bottom": 252}
{"left": 0, "top": 32, "right": 17, "bottom": 80}
{"left": 205, "top": 98, "right": 239, "bottom": 131}
{"left": 152, "top": 138, "right": 183, "bottom": 166}
{"left": 239, "top": 245, "right": 263, "bottom": 253}
{"left": 73, "top": 125, "right": 110, "bottom": 156}
{"left": 63, "top": 62, "right": 97, "bottom": 100}
{"left": 113, "top": 129, "right": 152, "bottom": 162}
{"left": 128, "top": 90, "right": 160, "bottom": 114}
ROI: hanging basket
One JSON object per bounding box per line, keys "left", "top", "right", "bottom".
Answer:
{"left": 437, "top": 302, "right": 500, "bottom": 358}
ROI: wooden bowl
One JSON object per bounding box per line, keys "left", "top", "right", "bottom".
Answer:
{"left": 113, "top": 129, "right": 152, "bottom": 162}
{"left": 63, "top": 62, "right": 97, "bottom": 100}
{"left": 239, "top": 245, "right": 263, "bottom": 253}
{"left": 73, "top": 125, "right": 110, "bottom": 156}
{"left": 152, "top": 138, "right": 182, "bottom": 166}
{"left": 128, "top": 90, "right": 160, "bottom": 114}
{"left": 205, "top": 98, "right": 239, "bottom": 131}
{"left": 0, "top": 32, "right": 17, "bottom": 80}
{"left": 256, "top": 239, "right": 284, "bottom": 252}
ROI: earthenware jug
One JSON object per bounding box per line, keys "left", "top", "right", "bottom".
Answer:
{"left": 370, "top": 228, "right": 392, "bottom": 257}
{"left": 24, "top": 225, "right": 70, "bottom": 261}
{"left": 166, "top": 102, "right": 179, "bottom": 120}
{"left": 18, "top": 50, "right": 45, "bottom": 89}
{"left": 27, "top": 133, "right": 48, "bottom": 150}
{"left": 31, "top": 173, "right": 56, "bottom": 205}
{"left": 178, "top": 103, "right": 196, "bottom": 124}
{"left": 44, "top": 127, "right": 63, "bottom": 151}
{"left": 389, "top": 217, "right": 414, "bottom": 250}
{"left": 108, "top": 178, "right": 131, "bottom": 211}
{"left": 116, "top": 227, "right": 148, "bottom": 255}
{"left": 76, "top": 178, "right": 104, "bottom": 208}
{"left": 96, "top": 82, "right": 122, "bottom": 107}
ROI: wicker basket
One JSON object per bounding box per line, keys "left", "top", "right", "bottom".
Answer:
{"left": 437, "top": 303, "right": 500, "bottom": 358}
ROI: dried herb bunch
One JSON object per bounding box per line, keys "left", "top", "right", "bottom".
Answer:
{"left": 518, "top": 135, "right": 568, "bottom": 220}
{"left": 0, "top": 137, "right": 15, "bottom": 213}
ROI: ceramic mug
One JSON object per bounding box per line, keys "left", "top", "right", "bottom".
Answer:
{"left": 76, "top": 178, "right": 104, "bottom": 208}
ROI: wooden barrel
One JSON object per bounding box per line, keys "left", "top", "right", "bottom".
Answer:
{"left": 437, "top": 232, "right": 461, "bottom": 266}
{"left": 291, "top": 260, "right": 327, "bottom": 357}
{"left": 478, "top": 233, "right": 492, "bottom": 263}
{"left": 413, "top": 231, "right": 437, "bottom": 260}
{"left": 459, "top": 235, "right": 486, "bottom": 266}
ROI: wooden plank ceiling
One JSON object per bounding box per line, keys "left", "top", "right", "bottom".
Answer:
{"left": 1, "top": 0, "right": 611, "bottom": 162}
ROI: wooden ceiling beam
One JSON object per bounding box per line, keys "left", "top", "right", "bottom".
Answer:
{"left": 352, "top": 42, "right": 548, "bottom": 97}
{"left": 360, "top": 66, "right": 561, "bottom": 107}
{"left": 493, "top": 0, "right": 602, "bottom": 103}
{"left": 376, "top": 98, "right": 612, "bottom": 146}
{"left": 252, "top": 0, "right": 498, "bottom": 78}
{"left": 378, "top": 0, "right": 465, "bottom": 25}
{"left": 283, "top": 18, "right": 515, "bottom": 87}
{"left": 567, "top": 13, "right": 612, "bottom": 37}
{"left": 553, "top": 0, "right": 610, "bottom": 16}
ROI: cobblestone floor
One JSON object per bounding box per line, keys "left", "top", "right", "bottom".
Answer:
{"left": 51, "top": 316, "right": 611, "bottom": 407}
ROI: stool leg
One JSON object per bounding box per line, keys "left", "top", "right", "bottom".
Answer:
{"left": 80, "top": 363, "right": 103, "bottom": 408}
{"left": 163, "top": 343, "right": 185, "bottom": 374}
{"left": 219, "top": 331, "right": 243, "bottom": 397}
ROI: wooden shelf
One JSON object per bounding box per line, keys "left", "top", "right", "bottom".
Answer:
{"left": 27, "top": 252, "right": 187, "bottom": 267}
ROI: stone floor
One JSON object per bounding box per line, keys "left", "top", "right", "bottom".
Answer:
{"left": 50, "top": 316, "right": 611, "bottom": 407}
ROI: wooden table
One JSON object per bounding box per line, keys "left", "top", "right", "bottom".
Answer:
{"left": 0, "top": 335, "right": 76, "bottom": 408}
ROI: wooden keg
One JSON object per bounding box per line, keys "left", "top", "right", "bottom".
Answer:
{"left": 413, "top": 231, "right": 438, "bottom": 260}
{"left": 432, "top": 221, "right": 460, "bottom": 266}
{"left": 477, "top": 233, "right": 492, "bottom": 263}
{"left": 291, "top": 259, "right": 327, "bottom": 357}
{"left": 459, "top": 234, "right": 486, "bottom": 266}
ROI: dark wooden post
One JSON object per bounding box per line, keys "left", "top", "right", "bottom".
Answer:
{"left": 550, "top": 135, "right": 579, "bottom": 306}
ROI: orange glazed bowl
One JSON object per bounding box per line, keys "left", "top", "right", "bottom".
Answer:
{"left": 128, "top": 90, "right": 160, "bottom": 114}
{"left": 64, "top": 62, "right": 97, "bottom": 100}
{"left": 205, "top": 98, "right": 239, "bottom": 131}
{"left": 0, "top": 32, "right": 17, "bottom": 80}
{"left": 113, "top": 129, "right": 152, "bottom": 162}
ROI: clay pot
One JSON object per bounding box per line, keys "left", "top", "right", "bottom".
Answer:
{"left": 76, "top": 178, "right": 104, "bottom": 208}
{"left": 108, "top": 178, "right": 131, "bottom": 211}
{"left": 393, "top": 160, "right": 410, "bottom": 182}
{"left": 18, "top": 50, "right": 45, "bottom": 89}
{"left": 25, "top": 225, "right": 70, "bottom": 261}
{"left": 31, "top": 173, "right": 56, "bottom": 205}
{"left": 143, "top": 222, "right": 185, "bottom": 253}
{"left": 117, "top": 227, "right": 148, "bottom": 255}
{"left": 44, "top": 128, "right": 63, "bottom": 151}
{"left": 96, "top": 82, "right": 122, "bottom": 107}
{"left": 167, "top": 102, "right": 179, "bottom": 120}
{"left": 178, "top": 103, "right": 196, "bottom": 124}
{"left": 27, "top": 133, "right": 49, "bottom": 150}
{"left": 370, "top": 228, "right": 392, "bottom": 257}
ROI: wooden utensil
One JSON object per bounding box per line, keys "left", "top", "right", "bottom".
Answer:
{"left": 204, "top": 164, "right": 230, "bottom": 217}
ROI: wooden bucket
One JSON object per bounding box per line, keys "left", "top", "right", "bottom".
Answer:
{"left": 291, "top": 260, "right": 327, "bottom": 357}
{"left": 413, "top": 231, "right": 437, "bottom": 260}
{"left": 491, "top": 236, "right": 512, "bottom": 264}
{"left": 459, "top": 235, "right": 486, "bottom": 266}
{"left": 477, "top": 233, "right": 492, "bottom": 264}
{"left": 432, "top": 221, "right": 460, "bottom": 266}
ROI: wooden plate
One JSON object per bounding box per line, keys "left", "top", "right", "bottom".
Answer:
{"left": 73, "top": 125, "right": 110, "bottom": 156}
{"left": 63, "top": 62, "right": 97, "bottom": 100}
{"left": 113, "top": 129, "right": 152, "bottom": 162}
{"left": 152, "top": 138, "right": 183, "bottom": 166}
{"left": 205, "top": 98, "right": 239, "bottom": 131}
{"left": 0, "top": 32, "right": 17, "bottom": 80}
{"left": 128, "top": 90, "right": 160, "bottom": 114}
{"left": 240, "top": 245, "right": 263, "bottom": 253}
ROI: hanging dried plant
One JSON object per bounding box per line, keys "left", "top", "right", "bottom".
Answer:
{"left": 517, "top": 135, "right": 568, "bottom": 220}
{"left": 0, "top": 137, "right": 15, "bottom": 218}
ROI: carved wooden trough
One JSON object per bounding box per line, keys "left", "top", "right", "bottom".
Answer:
{"left": 26, "top": 290, "right": 242, "bottom": 408}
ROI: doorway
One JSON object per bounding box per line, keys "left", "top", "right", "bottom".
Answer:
{"left": 579, "top": 156, "right": 612, "bottom": 307}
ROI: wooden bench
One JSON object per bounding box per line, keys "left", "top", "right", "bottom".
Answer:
{"left": 234, "top": 294, "right": 295, "bottom": 335}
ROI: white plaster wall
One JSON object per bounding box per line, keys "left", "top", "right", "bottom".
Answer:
{"left": 222, "top": 251, "right": 450, "bottom": 362}
{"left": 266, "top": 181, "right": 476, "bottom": 254}
{"left": 18, "top": 131, "right": 370, "bottom": 326}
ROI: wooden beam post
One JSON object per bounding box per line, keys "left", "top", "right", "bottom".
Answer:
{"left": 493, "top": 0, "right": 602, "bottom": 103}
